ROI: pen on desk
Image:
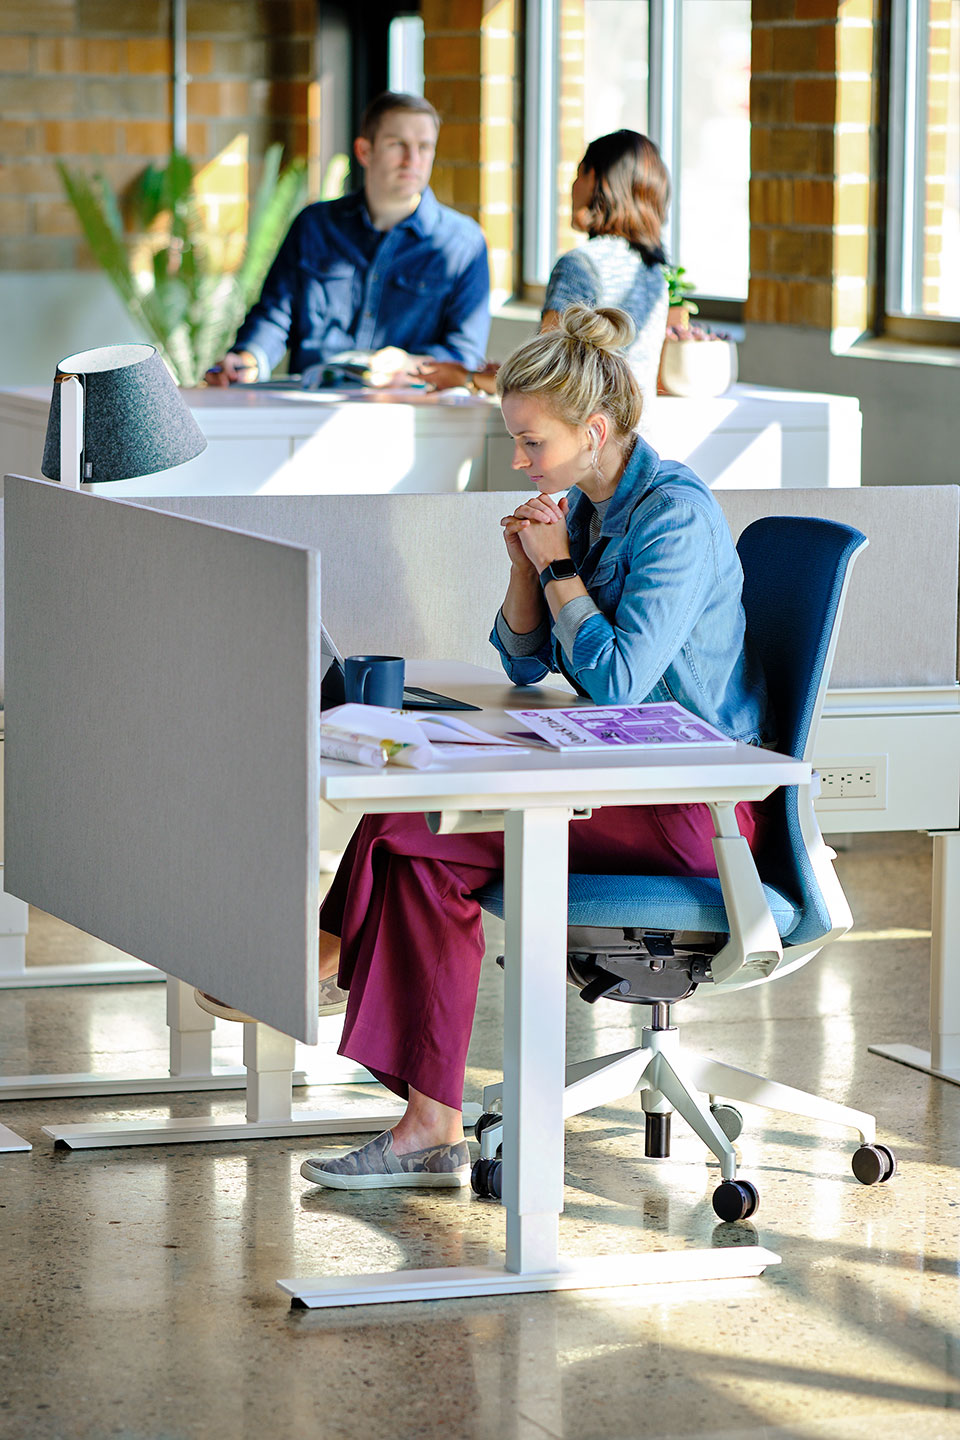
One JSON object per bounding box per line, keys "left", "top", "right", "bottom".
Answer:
{"left": 208, "top": 363, "right": 256, "bottom": 374}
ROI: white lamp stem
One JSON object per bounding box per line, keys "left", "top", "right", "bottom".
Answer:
{"left": 59, "top": 375, "right": 83, "bottom": 489}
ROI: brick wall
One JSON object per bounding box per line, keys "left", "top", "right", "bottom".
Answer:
{"left": 0, "top": 0, "right": 315, "bottom": 272}
{"left": 554, "top": 0, "right": 585, "bottom": 261}
{"left": 748, "top": 0, "right": 879, "bottom": 333}
{"left": 422, "top": 0, "right": 521, "bottom": 300}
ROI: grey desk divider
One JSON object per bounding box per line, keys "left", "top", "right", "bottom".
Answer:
{"left": 4, "top": 476, "right": 321, "bottom": 1046}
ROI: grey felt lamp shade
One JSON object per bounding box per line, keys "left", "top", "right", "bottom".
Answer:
{"left": 41, "top": 343, "right": 207, "bottom": 482}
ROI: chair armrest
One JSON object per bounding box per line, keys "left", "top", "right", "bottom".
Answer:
{"left": 706, "top": 802, "right": 783, "bottom": 987}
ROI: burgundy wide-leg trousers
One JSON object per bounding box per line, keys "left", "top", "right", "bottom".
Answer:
{"left": 320, "top": 801, "right": 767, "bottom": 1112}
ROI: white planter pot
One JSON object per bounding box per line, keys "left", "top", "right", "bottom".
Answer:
{"left": 660, "top": 338, "right": 738, "bottom": 398}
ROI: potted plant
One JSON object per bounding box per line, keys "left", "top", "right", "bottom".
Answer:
{"left": 57, "top": 145, "right": 313, "bottom": 388}
{"left": 658, "top": 264, "right": 738, "bottom": 398}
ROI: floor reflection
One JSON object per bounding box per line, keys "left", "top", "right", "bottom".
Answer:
{"left": 2, "top": 833, "right": 960, "bottom": 1438}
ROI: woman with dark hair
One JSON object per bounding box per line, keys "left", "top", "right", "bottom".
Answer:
{"left": 418, "top": 131, "right": 671, "bottom": 411}
{"left": 541, "top": 130, "right": 671, "bottom": 410}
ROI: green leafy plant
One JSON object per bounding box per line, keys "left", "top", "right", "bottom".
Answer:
{"left": 57, "top": 145, "right": 312, "bottom": 387}
{"left": 661, "top": 263, "right": 699, "bottom": 316}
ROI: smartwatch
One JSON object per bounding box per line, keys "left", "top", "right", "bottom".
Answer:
{"left": 539, "top": 558, "right": 579, "bottom": 589}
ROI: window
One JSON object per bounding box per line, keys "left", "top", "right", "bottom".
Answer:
{"left": 523, "top": 0, "right": 750, "bottom": 305}
{"left": 388, "top": 15, "right": 425, "bottom": 97}
{"left": 886, "top": 0, "right": 960, "bottom": 332}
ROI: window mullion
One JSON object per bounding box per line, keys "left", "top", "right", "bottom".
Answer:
{"left": 887, "top": 0, "right": 931, "bottom": 316}
{"left": 523, "top": 0, "right": 560, "bottom": 288}
{"left": 910, "top": 0, "right": 931, "bottom": 315}
{"left": 648, "top": 0, "right": 682, "bottom": 263}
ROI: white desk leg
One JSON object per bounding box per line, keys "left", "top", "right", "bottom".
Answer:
{"left": 930, "top": 831, "right": 960, "bottom": 1073}
{"left": 0, "top": 869, "right": 28, "bottom": 981}
{"left": 278, "top": 805, "right": 780, "bottom": 1309}
{"left": 869, "top": 829, "right": 960, "bottom": 1085}
{"left": 167, "top": 975, "right": 216, "bottom": 1075}
{"left": 502, "top": 806, "right": 568, "bottom": 1274}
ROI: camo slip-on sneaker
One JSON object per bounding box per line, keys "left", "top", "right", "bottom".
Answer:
{"left": 300, "top": 1130, "right": 471, "bottom": 1190}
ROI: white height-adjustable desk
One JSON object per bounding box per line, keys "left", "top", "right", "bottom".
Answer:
{"left": 278, "top": 662, "right": 804, "bottom": 1309}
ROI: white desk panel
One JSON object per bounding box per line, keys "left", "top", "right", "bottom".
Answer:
{"left": 0, "top": 382, "right": 861, "bottom": 497}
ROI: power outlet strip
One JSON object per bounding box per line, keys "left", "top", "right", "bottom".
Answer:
{"left": 814, "top": 755, "right": 887, "bottom": 810}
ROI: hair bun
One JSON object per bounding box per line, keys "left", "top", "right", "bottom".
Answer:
{"left": 559, "top": 303, "right": 636, "bottom": 353}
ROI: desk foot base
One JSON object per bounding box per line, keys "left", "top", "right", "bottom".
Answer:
{"left": 43, "top": 1095, "right": 405, "bottom": 1149}
{"left": 0, "top": 1122, "right": 31, "bottom": 1152}
{"left": 0, "top": 1066, "right": 313, "bottom": 1101}
{"left": 0, "top": 960, "right": 162, "bottom": 989}
{"left": 868, "top": 1042, "right": 960, "bottom": 1087}
{"left": 278, "top": 1246, "right": 781, "bottom": 1309}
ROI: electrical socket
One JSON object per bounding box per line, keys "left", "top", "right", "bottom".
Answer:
{"left": 814, "top": 756, "right": 887, "bottom": 810}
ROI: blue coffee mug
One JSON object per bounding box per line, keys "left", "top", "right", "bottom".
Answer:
{"left": 344, "top": 655, "right": 405, "bottom": 708}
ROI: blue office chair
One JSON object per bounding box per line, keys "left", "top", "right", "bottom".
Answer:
{"left": 474, "top": 515, "right": 896, "bottom": 1221}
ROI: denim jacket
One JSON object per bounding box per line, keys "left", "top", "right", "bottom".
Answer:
{"left": 490, "top": 438, "right": 774, "bottom": 745}
{"left": 234, "top": 188, "right": 491, "bottom": 382}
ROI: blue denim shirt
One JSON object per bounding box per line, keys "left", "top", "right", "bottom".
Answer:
{"left": 490, "top": 438, "right": 774, "bottom": 745}
{"left": 234, "top": 188, "right": 491, "bottom": 382}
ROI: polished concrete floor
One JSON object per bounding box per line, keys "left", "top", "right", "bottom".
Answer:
{"left": 1, "top": 831, "right": 959, "bottom": 1440}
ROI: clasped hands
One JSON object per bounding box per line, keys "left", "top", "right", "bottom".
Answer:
{"left": 500, "top": 494, "right": 571, "bottom": 574}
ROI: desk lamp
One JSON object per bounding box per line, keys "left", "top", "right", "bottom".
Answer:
{"left": 40, "top": 343, "right": 206, "bottom": 489}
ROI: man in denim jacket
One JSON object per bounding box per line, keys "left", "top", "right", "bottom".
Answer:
{"left": 208, "top": 92, "right": 490, "bottom": 389}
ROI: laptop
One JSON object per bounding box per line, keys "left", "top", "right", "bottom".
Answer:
{"left": 320, "top": 623, "right": 480, "bottom": 712}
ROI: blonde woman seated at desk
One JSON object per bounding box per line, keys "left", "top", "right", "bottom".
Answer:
{"left": 199, "top": 305, "right": 774, "bottom": 1189}
{"left": 419, "top": 129, "right": 670, "bottom": 417}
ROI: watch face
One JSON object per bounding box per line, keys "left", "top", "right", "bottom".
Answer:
{"left": 542, "top": 558, "right": 577, "bottom": 585}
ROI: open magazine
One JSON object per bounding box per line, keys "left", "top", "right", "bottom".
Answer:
{"left": 322, "top": 703, "right": 528, "bottom": 770}
{"left": 506, "top": 701, "right": 735, "bottom": 751}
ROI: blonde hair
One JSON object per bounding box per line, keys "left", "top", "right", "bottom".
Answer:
{"left": 496, "top": 304, "right": 642, "bottom": 438}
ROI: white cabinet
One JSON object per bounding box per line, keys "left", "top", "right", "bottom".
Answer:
{"left": 487, "top": 385, "right": 862, "bottom": 491}
{"left": 0, "top": 381, "right": 861, "bottom": 497}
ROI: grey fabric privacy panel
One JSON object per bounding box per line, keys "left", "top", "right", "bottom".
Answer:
{"left": 140, "top": 486, "right": 960, "bottom": 689}
{"left": 4, "top": 478, "right": 321, "bottom": 1043}
{"left": 137, "top": 492, "right": 523, "bottom": 673}
{"left": 717, "top": 486, "right": 960, "bottom": 689}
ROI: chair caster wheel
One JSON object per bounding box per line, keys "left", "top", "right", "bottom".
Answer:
{"left": 710, "top": 1103, "right": 744, "bottom": 1142}
{"left": 712, "top": 1178, "right": 759, "bottom": 1222}
{"left": 471, "top": 1156, "right": 502, "bottom": 1201}
{"left": 474, "top": 1111, "right": 501, "bottom": 1144}
{"left": 852, "top": 1142, "right": 897, "bottom": 1185}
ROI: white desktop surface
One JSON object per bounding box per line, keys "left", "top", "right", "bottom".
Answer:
{"left": 284, "top": 660, "right": 805, "bottom": 1308}
{"left": 321, "top": 662, "right": 803, "bottom": 812}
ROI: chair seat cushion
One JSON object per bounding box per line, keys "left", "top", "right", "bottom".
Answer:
{"left": 474, "top": 872, "right": 801, "bottom": 937}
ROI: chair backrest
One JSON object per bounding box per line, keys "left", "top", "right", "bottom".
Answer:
{"left": 738, "top": 516, "right": 868, "bottom": 764}
{"left": 736, "top": 515, "right": 868, "bottom": 945}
